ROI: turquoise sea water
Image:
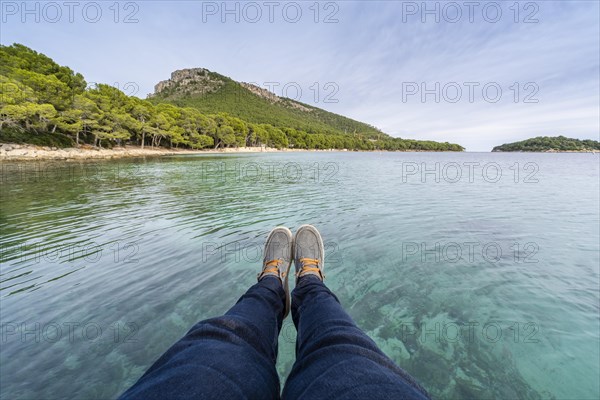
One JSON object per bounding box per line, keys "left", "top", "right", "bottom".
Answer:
{"left": 1, "top": 152, "right": 599, "bottom": 399}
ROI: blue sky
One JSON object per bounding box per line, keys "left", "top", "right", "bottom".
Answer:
{"left": 1, "top": 0, "right": 599, "bottom": 151}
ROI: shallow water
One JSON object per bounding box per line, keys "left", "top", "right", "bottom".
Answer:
{"left": 1, "top": 152, "right": 599, "bottom": 399}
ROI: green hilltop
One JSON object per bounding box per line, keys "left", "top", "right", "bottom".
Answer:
{"left": 0, "top": 43, "right": 464, "bottom": 151}
{"left": 149, "top": 68, "right": 384, "bottom": 139}
{"left": 492, "top": 136, "right": 600, "bottom": 152}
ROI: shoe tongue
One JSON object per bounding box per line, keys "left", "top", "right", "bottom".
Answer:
{"left": 301, "top": 258, "right": 319, "bottom": 268}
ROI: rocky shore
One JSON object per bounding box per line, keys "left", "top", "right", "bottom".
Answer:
{"left": 0, "top": 143, "right": 315, "bottom": 161}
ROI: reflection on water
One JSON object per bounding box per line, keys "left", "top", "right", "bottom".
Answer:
{"left": 1, "top": 152, "right": 599, "bottom": 399}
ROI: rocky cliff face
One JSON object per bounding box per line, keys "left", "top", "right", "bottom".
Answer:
{"left": 152, "top": 68, "right": 313, "bottom": 112}
{"left": 239, "top": 82, "right": 281, "bottom": 103}
{"left": 240, "top": 82, "right": 312, "bottom": 112}
{"left": 153, "top": 68, "right": 225, "bottom": 97}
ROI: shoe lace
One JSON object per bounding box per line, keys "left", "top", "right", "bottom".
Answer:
{"left": 296, "top": 258, "right": 324, "bottom": 280}
{"left": 258, "top": 259, "right": 286, "bottom": 280}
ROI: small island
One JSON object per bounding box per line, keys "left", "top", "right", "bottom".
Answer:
{"left": 492, "top": 136, "right": 600, "bottom": 152}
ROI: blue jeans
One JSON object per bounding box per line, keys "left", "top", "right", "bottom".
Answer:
{"left": 119, "top": 276, "right": 430, "bottom": 399}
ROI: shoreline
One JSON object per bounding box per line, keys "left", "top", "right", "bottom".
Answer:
{"left": 0, "top": 143, "right": 330, "bottom": 161}
{"left": 1, "top": 143, "right": 597, "bottom": 161}
{"left": 0, "top": 143, "right": 466, "bottom": 161}
{"left": 492, "top": 149, "right": 598, "bottom": 153}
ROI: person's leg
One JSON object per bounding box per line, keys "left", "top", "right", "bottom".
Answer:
{"left": 120, "top": 277, "right": 285, "bottom": 400}
{"left": 120, "top": 227, "right": 294, "bottom": 400}
{"left": 282, "top": 225, "right": 430, "bottom": 400}
{"left": 283, "top": 276, "right": 430, "bottom": 400}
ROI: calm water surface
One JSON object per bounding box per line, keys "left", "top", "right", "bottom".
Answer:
{"left": 1, "top": 152, "right": 599, "bottom": 399}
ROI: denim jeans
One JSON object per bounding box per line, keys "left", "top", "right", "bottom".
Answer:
{"left": 119, "top": 276, "right": 430, "bottom": 400}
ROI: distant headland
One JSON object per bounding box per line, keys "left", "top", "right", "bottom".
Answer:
{"left": 492, "top": 136, "right": 600, "bottom": 152}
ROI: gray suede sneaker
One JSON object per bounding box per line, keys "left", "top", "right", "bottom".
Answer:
{"left": 293, "top": 224, "right": 325, "bottom": 282}
{"left": 257, "top": 227, "right": 293, "bottom": 318}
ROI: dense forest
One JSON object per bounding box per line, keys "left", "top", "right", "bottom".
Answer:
{"left": 0, "top": 44, "right": 464, "bottom": 151}
{"left": 492, "top": 136, "right": 600, "bottom": 152}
